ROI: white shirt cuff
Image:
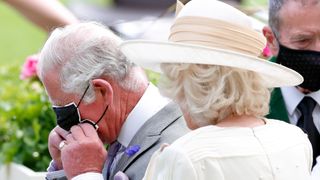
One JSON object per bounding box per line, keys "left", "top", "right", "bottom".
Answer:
{"left": 71, "top": 172, "right": 104, "bottom": 180}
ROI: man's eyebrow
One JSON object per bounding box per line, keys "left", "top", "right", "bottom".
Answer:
{"left": 290, "top": 34, "right": 313, "bottom": 40}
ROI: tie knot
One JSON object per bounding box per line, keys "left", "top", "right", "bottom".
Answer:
{"left": 108, "top": 141, "right": 122, "bottom": 158}
{"left": 298, "top": 96, "right": 316, "bottom": 115}
{"left": 106, "top": 141, "right": 126, "bottom": 179}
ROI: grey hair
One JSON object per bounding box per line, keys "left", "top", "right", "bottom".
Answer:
{"left": 268, "top": 0, "right": 285, "bottom": 38}
{"left": 269, "top": 0, "right": 320, "bottom": 38}
{"left": 159, "top": 64, "right": 270, "bottom": 127}
{"left": 38, "top": 22, "right": 136, "bottom": 103}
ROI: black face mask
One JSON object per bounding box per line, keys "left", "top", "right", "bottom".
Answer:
{"left": 277, "top": 44, "right": 320, "bottom": 92}
{"left": 52, "top": 85, "right": 108, "bottom": 131}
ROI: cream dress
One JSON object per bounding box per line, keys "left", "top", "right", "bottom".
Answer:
{"left": 143, "top": 119, "right": 312, "bottom": 180}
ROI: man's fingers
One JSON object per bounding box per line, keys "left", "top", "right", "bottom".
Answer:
{"left": 65, "top": 132, "right": 75, "bottom": 143}
{"left": 54, "top": 126, "right": 70, "bottom": 139}
{"left": 79, "top": 123, "right": 99, "bottom": 138}
{"left": 70, "top": 125, "right": 86, "bottom": 140}
{"left": 48, "top": 129, "right": 64, "bottom": 149}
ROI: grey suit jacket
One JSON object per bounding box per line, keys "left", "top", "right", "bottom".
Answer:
{"left": 108, "top": 102, "right": 190, "bottom": 180}
{"left": 46, "top": 102, "right": 189, "bottom": 180}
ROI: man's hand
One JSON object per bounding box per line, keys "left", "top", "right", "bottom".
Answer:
{"left": 48, "top": 126, "right": 65, "bottom": 170}
{"left": 60, "top": 123, "right": 107, "bottom": 179}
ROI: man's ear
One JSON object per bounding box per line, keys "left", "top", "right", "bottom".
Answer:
{"left": 92, "top": 79, "right": 113, "bottom": 106}
{"left": 263, "top": 26, "right": 280, "bottom": 56}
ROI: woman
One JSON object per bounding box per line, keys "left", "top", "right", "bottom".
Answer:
{"left": 121, "top": 0, "right": 312, "bottom": 179}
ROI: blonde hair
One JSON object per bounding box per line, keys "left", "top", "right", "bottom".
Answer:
{"left": 159, "top": 63, "right": 271, "bottom": 126}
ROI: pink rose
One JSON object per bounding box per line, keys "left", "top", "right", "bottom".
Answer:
{"left": 262, "top": 44, "right": 272, "bottom": 58}
{"left": 20, "top": 55, "right": 39, "bottom": 80}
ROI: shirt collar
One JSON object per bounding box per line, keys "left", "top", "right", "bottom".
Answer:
{"left": 117, "top": 83, "right": 171, "bottom": 147}
{"left": 280, "top": 87, "right": 304, "bottom": 116}
{"left": 281, "top": 87, "right": 320, "bottom": 115}
{"left": 308, "top": 90, "right": 320, "bottom": 106}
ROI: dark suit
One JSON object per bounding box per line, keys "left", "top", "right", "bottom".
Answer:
{"left": 267, "top": 78, "right": 320, "bottom": 169}
{"left": 107, "top": 102, "right": 189, "bottom": 180}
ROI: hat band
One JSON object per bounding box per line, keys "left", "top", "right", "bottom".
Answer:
{"left": 169, "top": 16, "right": 266, "bottom": 57}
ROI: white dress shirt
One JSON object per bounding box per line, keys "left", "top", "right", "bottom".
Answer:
{"left": 72, "top": 83, "right": 171, "bottom": 180}
{"left": 117, "top": 83, "right": 171, "bottom": 147}
{"left": 281, "top": 87, "right": 320, "bottom": 132}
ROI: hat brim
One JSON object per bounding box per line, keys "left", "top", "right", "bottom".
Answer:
{"left": 120, "top": 40, "right": 303, "bottom": 87}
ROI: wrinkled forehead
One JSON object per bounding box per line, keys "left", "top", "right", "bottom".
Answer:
{"left": 279, "top": 0, "right": 320, "bottom": 29}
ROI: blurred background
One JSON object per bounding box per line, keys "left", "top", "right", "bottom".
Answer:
{"left": 0, "top": 0, "right": 268, "bottom": 175}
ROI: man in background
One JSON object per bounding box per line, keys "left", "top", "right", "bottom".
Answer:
{"left": 263, "top": 0, "right": 320, "bottom": 168}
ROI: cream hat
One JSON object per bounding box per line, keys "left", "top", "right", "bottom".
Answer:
{"left": 120, "top": 0, "right": 303, "bottom": 87}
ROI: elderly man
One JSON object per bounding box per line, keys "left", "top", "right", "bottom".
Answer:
{"left": 37, "top": 22, "right": 189, "bottom": 180}
{"left": 263, "top": 0, "right": 320, "bottom": 167}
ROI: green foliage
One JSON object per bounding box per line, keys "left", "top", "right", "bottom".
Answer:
{"left": 0, "top": 2, "right": 46, "bottom": 66}
{"left": 242, "top": 0, "right": 267, "bottom": 6}
{"left": 145, "top": 70, "right": 160, "bottom": 86}
{"left": 0, "top": 65, "right": 55, "bottom": 171}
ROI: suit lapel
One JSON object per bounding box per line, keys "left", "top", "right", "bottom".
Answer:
{"left": 111, "top": 102, "right": 182, "bottom": 177}
{"left": 267, "top": 88, "right": 290, "bottom": 122}
{"left": 111, "top": 135, "right": 160, "bottom": 178}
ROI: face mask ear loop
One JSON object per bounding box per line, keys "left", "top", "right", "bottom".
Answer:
{"left": 76, "top": 85, "right": 90, "bottom": 108}
{"left": 94, "top": 105, "right": 109, "bottom": 126}
{"left": 271, "top": 27, "right": 280, "bottom": 43}
{"left": 271, "top": 29, "right": 282, "bottom": 56}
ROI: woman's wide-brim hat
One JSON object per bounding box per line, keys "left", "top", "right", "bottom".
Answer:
{"left": 120, "top": 0, "right": 303, "bottom": 87}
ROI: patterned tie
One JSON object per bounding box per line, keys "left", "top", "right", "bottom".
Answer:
{"left": 106, "top": 141, "right": 121, "bottom": 180}
{"left": 297, "top": 97, "right": 320, "bottom": 167}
